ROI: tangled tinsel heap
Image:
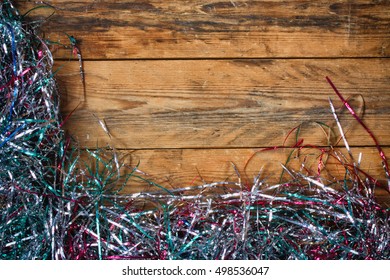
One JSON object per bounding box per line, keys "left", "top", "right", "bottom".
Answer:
{"left": 0, "top": 1, "right": 64, "bottom": 259}
{"left": 0, "top": 1, "right": 389, "bottom": 260}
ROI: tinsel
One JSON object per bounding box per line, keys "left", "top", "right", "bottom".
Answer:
{"left": 0, "top": 1, "right": 389, "bottom": 260}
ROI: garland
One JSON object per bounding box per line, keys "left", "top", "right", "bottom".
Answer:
{"left": 0, "top": 1, "right": 389, "bottom": 260}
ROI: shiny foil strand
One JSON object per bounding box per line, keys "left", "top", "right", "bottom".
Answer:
{"left": 0, "top": 1, "right": 389, "bottom": 260}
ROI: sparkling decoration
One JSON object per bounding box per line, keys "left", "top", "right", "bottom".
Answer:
{"left": 0, "top": 1, "right": 388, "bottom": 260}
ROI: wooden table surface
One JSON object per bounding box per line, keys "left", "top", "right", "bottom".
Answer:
{"left": 17, "top": 0, "right": 390, "bottom": 205}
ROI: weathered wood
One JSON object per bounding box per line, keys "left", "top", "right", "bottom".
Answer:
{"left": 14, "top": 1, "right": 390, "bottom": 205}
{"left": 88, "top": 147, "right": 389, "bottom": 205}
{"left": 17, "top": 0, "right": 390, "bottom": 59}
{"left": 58, "top": 58, "right": 390, "bottom": 149}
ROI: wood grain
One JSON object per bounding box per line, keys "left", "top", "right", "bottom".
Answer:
{"left": 86, "top": 147, "right": 390, "bottom": 206}
{"left": 14, "top": 1, "right": 390, "bottom": 205}
{"left": 18, "top": 0, "right": 390, "bottom": 59}
{"left": 58, "top": 58, "right": 390, "bottom": 149}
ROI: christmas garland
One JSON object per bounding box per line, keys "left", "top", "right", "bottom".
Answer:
{"left": 0, "top": 1, "right": 389, "bottom": 260}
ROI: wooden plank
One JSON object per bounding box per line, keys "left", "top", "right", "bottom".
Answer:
{"left": 58, "top": 58, "right": 390, "bottom": 149}
{"left": 87, "top": 147, "right": 390, "bottom": 205}
{"left": 17, "top": 0, "right": 390, "bottom": 59}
